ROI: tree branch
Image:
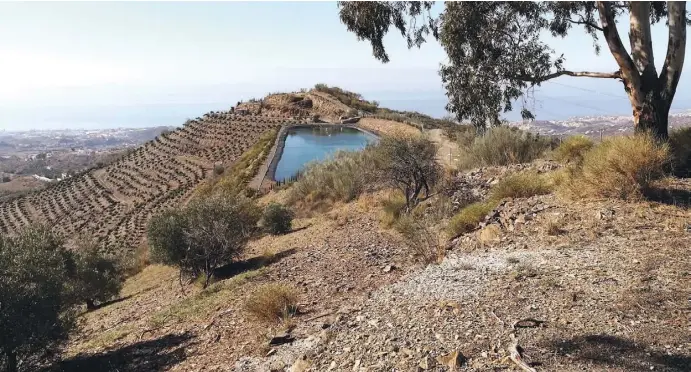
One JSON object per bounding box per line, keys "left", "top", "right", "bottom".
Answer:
{"left": 629, "top": 1, "right": 656, "bottom": 74}
{"left": 517, "top": 69, "right": 621, "bottom": 83}
{"left": 659, "top": 1, "right": 687, "bottom": 101}
{"left": 567, "top": 18, "right": 603, "bottom": 32}
{"left": 597, "top": 1, "right": 642, "bottom": 105}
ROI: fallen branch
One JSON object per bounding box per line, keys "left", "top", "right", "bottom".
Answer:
{"left": 490, "top": 309, "right": 505, "bottom": 327}
{"left": 508, "top": 334, "right": 537, "bottom": 372}
{"left": 512, "top": 318, "right": 545, "bottom": 329}
{"left": 305, "top": 311, "right": 335, "bottom": 322}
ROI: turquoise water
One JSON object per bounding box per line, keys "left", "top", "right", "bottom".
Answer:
{"left": 273, "top": 126, "right": 376, "bottom": 182}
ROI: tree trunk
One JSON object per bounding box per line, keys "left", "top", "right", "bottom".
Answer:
{"left": 632, "top": 93, "right": 670, "bottom": 139}
{"left": 630, "top": 69, "right": 671, "bottom": 140}
{"left": 4, "top": 349, "right": 17, "bottom": 372}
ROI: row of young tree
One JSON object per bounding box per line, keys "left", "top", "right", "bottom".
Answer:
{"left": 0, "top": 229, "right": 123, "bottom": 372}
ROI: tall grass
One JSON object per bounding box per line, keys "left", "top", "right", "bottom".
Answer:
{"left": 559, "top": 134, "right": 670, "bottom": 200}
{"left": 458, "top": 126, "right": 553, "bottom": 169}
{"left": 552, "top": 135, "right": 594, "bottom": 164}
{"left": 287, "top": 146, "right": 382, "bottom": 208}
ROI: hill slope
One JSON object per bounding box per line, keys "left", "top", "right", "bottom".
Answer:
{"left": 0, "top": 112, "right": 303, "bottom": 251}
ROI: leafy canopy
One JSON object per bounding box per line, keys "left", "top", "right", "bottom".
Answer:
{"left": 338, "top": 1, "right": 685, "bottom": 128}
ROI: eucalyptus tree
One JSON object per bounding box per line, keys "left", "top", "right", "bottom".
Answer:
{"left": 338, "top": 1, "right": 688, "bottom": 138}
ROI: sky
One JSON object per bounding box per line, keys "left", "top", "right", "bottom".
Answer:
{"left": 0, "top": 1, "right": 689, "bottom": 130}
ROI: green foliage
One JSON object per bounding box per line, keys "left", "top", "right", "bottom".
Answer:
{"left": 147, "top": 196, "right": 260, "bottom": 287}
{"left": 0, "top": 226, "right": 76, "bottom": 372}
{"left": 669, "top": 127, "right": 691, "bottom": 176}
{"left": 553, "top": 135, "right": 594, "bottom": 164}
{"left": 489, "top": 171, "right": 553, "bottom": 201}
{"left": 376, "top": 136, "right": 442, "bottom": 211}
{"left": 338, "top": 2, "right": 680, "bottom": 134}
{"left": 147, "top": 209, "right": 188, "bottom": 266}
{"left": 195, "top": 128, "right": 278, "bottom": 199}
{"left": 458, "top": 126, "right": 552, "bottom": 168}
{"left": 447, "top": 202, "right": 495, "bottom": 238}
{"left": 262, "top": 203, "right": 294, "bottom": 235}
{"left": 560, "top": 134, "right": 670, "bottom": 200}
{"left": 67, "top": 236, "right": 124, "bottom": 310}
{"left": 313, "top": 83, "right": 379, "bottom": 112}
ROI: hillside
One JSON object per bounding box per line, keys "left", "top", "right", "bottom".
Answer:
{"left": 0, "top": 112, "right": 304, "bottom": 251}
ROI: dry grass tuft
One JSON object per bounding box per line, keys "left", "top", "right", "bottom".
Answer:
{"left": 489, "top": 171, "right": 553, "bottom": 201}
{"left": 559, "top": 134, "right": 670, "bottom": 200}
{"left": 379, "top": 191, "right": 407, "bottom": 227}
{"left": 552, "top": 135, "right": 594, "bottom": 164}
{"left": 458, "top": 127, "right": 553, "bottom": 169}
{"left": 394, "top": 216, "right": 445, "bottom": 264}
{"left": 244, "top": 283, "right": 299, "bottom": 324}
{"left": 447, "top": 202, "right": 496, "bottom": 238}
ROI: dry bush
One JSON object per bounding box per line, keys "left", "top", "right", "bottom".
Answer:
{"left": 447, "top": 202, "right": 496, "bottom": 238}
{"left": 489, "top": 171, "right": 553, "bottom": 200}
{"left": 244, "top": 283, "right": 298, "bottom": 323}
{"left": 669, "top": 127, "right": 691, "bottom": 176}
{"left": 394, "top": 216, "right": 445, "bottom": 264}
{"left": 380, "top": 191, "right": 407, "bottom": 227}
{"left": 458, "top": 126, "right": 553, "bottom": 169}
{"left": 553, "top": 135, "right": 594, "bottom": 164}
{"left": 376, "top": 136, "right": 441, "bottom": 211}
{"left": 560, "top": 134, "right": 670, "bottom": 200}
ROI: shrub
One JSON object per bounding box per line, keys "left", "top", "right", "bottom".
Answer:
{"left": 147, "top": 196, "right": 260, "bottom": 288}
{"left": 262, "top": 203, "right": 294, "bottom": 235}
{"left": 380, "top": 191, "right": 407, "bottom": 227}
{"left": 288, "top": 148, "right": 381, "bottom": 207}
{"left": 394, "top": 216, "right": 444, "bottom": 264}
{"left": 669, "top": 127, "right": 691, "bottom": 176}
{"left": 553, "top": 135, "right": 595, "bottom": 164}
{"left": 376, "top": 136, "right": 442, "bottom": 211}
{"left": 67, "top": 236, "right": 124, "bottom": 310}
{"left": 447, "top": 202, "right": 495, "bottom": 238}
{"left": 489, "top": 171, "right": 553, "bottom": 201}
{"left": 0, "top": 226, "right": 76, "bottom": 372}
{"left": 244, "top": 283, "right": 298, "bottom": 323}
{"left": 458, "top": 126, "right": 552, "bottom": 168}
{"left": 560, "top": 134, "right": 670, "bottom": 200}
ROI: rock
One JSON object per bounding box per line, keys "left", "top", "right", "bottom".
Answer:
{"left": 266, "top": 349, "right": 277, "bottom": 357}
{"left": 418, "top": 355, "right": 436, "bottom": 370}
{"left": 478, "top": 224, "right": 501, "bottom": 244}
{"left": 352, "top": 359, "right": 361, "bottom": 371}
{"left": 383, "top": 264, "right": 395, "bottom": 273}
{"left": 269, "top": 332, "right": 294, "bottom": 346}
{"left": 290, "top": 355, "right": 312, "bottom": 372}
{"left": 436, "top": 350, "right": 466, "bottom": 370}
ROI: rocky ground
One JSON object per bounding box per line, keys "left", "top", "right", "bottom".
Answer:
{"left": 59, "top": 163, "right": 691, "bottom": 372}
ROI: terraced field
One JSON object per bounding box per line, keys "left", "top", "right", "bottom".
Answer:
{"left": 0, "top": 111, "right": 302, "bottom": 253}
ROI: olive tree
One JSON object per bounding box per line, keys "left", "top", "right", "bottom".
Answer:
{"left": 67, "top": 236, "right": 124, "bottom": 311}
{"left": 0, "top": 227, "right": 76, "bottom": 372}
{"left": 148, "top": 196, "right": 260, "bottom": 288}
{"left": 376, "top": 136, "right": 441, "bottom": 212}
{"left": 338, "top": 1, "right": 687, "bottom": 138}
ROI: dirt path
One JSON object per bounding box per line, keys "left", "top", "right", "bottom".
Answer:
{"left": 427, "top": 128, "right": 460, "bottom": 170}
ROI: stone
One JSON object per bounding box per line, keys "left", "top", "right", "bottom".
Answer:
{"left": 418, "top": 356, "right": 436, "bottom": 370}
{"left": 269, "top": 332, "right": 294, "bottom": 346}
{"left": 383, "top": 264, "right": 395, "bottom": 273}
{"left": 436, "top": 350, "right": 465, "bottom": 370}
{"left": 290, "top": 355, "right": 312, "bottom": 372}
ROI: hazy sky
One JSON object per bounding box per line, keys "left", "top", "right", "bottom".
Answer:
{"left": 0, "top": 2, "right": 688, "bottom": 130}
